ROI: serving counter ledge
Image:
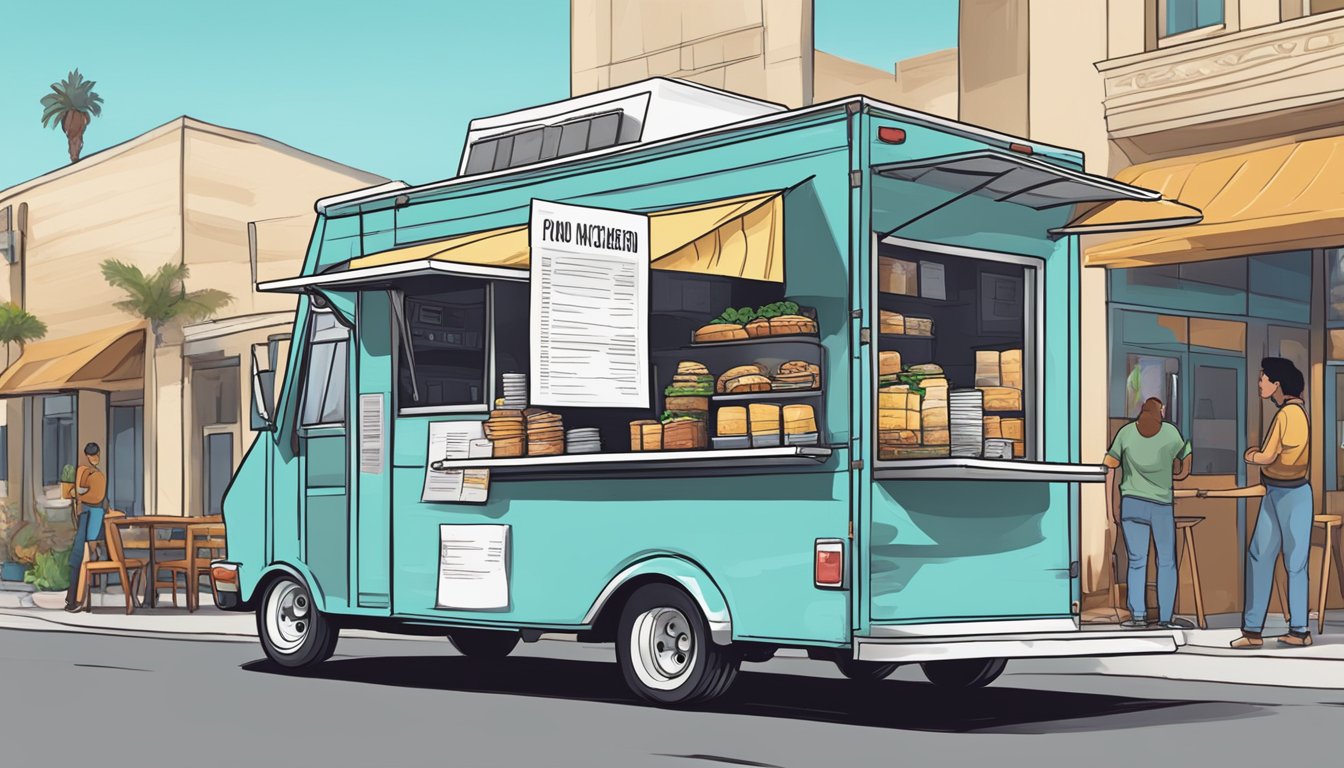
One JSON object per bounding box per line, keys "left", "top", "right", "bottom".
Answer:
{"left": 873, "top": 458, "right": 1107, "bottom": 483}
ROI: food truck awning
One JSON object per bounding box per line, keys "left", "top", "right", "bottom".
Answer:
{"left": 873, "top": 149, "right": 1201, "bottom": 238}
{"left": 1083, "top": 136, "right": 1344, "bottom": 267}
{"left": 258, "top": 190, "right": 787, "bottom": 293}
{"left": 0, "top": 321, "right": 147, "bottom": 395}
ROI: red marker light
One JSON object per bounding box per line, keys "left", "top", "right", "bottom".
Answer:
{"left": 1009, "top": 143, "right": 1034, "bottom": 155}
{"left": 878, "top": 127, "right": 907, "bottom": 144}
{"left": 815, "top": 540, "right": 845, "bottom": 588}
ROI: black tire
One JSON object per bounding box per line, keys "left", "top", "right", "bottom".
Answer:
{"left": 256, "top": 576, "right": 338, "bottom": 670}
{"left": 616, "top": 583, "right": 740, "bottom": 706}
{"left": 920, "top": 658, "right": 1007, "bottom": 688}
{"left": 834, "top": 658, "right": 899, "bottom": 681}
{"left": 448, "top": 628, "right": 520, "bottom": 659}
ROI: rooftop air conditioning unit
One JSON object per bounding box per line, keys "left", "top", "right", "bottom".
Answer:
{"left": 458, "top": 77, "right": 785, "bottom": 177}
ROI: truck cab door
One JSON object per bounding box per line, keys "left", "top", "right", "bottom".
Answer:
{"left": 294, "top": 307, "right": 352, "bottom": 609}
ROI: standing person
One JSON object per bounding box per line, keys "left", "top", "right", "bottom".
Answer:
{"left": 1235, "top": 357, "right": 1313, "bottom": 648}
{"left": 1104, "top": 398, "right": 1193, "bottom": 629}
{"left": 63, "top": 443, "right": 107, "bottom": 612}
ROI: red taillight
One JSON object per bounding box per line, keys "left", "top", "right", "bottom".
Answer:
{"left": 878, "top": 126, "right": 907, "bottom": 144}
{"left": 815, "top": 540, "right": 845, "bottom": 588}
{"left": 211, "top": 564, "right": 239, "bottom": 592}
{"left": 1009, "top": 142, "right": 1033, "bottom": 154}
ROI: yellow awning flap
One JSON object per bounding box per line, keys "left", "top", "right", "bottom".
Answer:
{"left": 348, "top": 190, "right": 786, "bottom": 283}
{"left": 1085, "top": 136, "right": 1344, "bottom": 267}
{"left": 0, "top": 321, "right": 147, "bottom": 396}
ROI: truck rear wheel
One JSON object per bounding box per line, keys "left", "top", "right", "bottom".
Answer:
{"left": 834, "top": 659, "right": 899, "bottom": 681}
{"left": 616, "top": 583, "right": 739, "bottom": 706}
{"left": 257, "top": 576, "right": 338, "bottom": 670}
{"left": 448, "top": 628, "right": 520, "bottom": 659}
{"left": 920, "top": 658, "right": 1006, "bottom": 688}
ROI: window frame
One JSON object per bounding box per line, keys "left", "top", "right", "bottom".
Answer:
{"left": 297, "top": 307, "right": 351, "bottom": 430}
{"left": 871, "top": 235, "right": 1044, "bottom": 467}
{"left": 394, "top": 279, "right": 502, "bottom": 416}
{"left": 1156, "top": 0, "right": 1229, "bottom": 47}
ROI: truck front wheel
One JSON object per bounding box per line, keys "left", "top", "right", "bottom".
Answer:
{"left": 920, "top": 658, "right": 1007, "bottom": 688}
{"left": 616, "top": 583, "right": 739, "bottom": 706}
{"left": 257, "top": 576, "right": 338, "bottom": 670}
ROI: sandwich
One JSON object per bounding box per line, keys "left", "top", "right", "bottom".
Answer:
{"left": 717, "top": 364, "right": 767, "bottom": 393}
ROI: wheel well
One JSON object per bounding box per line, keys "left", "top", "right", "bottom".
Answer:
{"left": 583, "top": 574, "right": 690, "bottom": 643}
{"left": 248, "top": 565, "right": 306, "bottom": 611}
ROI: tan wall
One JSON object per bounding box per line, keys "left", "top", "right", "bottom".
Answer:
{"left": 959, "top": 0, "right": 1030, "bottom": 135}
{"left": 14, "top": 130, "right": 183, "bottom": 342}
{"left": 815, "top": 49, "right": 959, "bottom": 119}
{"left": 571, "top": 0, "right": 813, "bottom": 107}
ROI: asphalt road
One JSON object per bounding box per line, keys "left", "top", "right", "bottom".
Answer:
{"left": 2, "top": 627, "right": 1341, "bottom": 767}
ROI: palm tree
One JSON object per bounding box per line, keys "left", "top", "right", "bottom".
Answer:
{"left": 0, "top": 303, "right": 47, "bottom": 367}
{"left": 99, "top": 260, "right": 232, "bottom": 339}
{"left": 39, "top": 69, "right": 104, "bottom": 163}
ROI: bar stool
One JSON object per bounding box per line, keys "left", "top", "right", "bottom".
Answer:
{"left": 1131, "top": 516, "right": 1208, "bottom": 629}
{"left": 1271, "top": 514, "right": 1341, "bottom": 634}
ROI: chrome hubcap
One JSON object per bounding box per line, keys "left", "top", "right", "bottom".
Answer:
{"left": 266, "top": 582, "right": 310, "bottom": 654}
{"left": 631, "top": 607, "right": 695, "bottom": 690}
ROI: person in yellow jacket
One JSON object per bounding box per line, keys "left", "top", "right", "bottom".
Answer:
{"left": 64, "top": 443, "right": 108, "bottom": 612}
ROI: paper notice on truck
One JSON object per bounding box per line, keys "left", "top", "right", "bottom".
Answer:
{"left": 529, "top": 199, "right": 650, "bottom": 409}
{"left": 436, "top": 524, "right": 510, "bottom": 610}
{"left": 422, "top": 421, "right": 491, "bottom": 503}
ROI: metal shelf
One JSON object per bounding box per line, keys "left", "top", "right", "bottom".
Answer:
{"left": 430, "top": 446, "right": 834, "bottom": 477}
{"left": 711, "top": 390, "right": 822, "bottom": 403}
{"left": 873, "top": 458, "right": 1106, "bottom": 483}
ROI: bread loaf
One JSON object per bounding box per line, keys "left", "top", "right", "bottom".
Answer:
{"left": 923, "top": 428, "right": 950, "bottom": 446}
{"left": 716, "top": 364, "right": 766, "bottom": 393}
{"left": 748, "top": 403, "right": 782, "bottom": 435}
{"left": 921, "top": 408, "right": 948, "bottom": 430}
{"left": 745, "top": 318, "right": 772, "bottom": 338}
{"left": 783, "top": 404, "right": 816, "bottom": 435}
{"left": 1001, "top": 417, "right": 1025, "bottom": 441}
{"left": 879, "top": 351, "right": 902, "bottom": 376}
{"left": 724, "top": 374, "right": 771, "bottom": 393}
{"left": 717, "top": 406, "right": 748, "bottom": 436}
{"left": 879, "top": 310, "right": 906, "bottom": 335}
{"left": 769, "top": 315, "right": 818, "bottom": 336}
{"left": 979, "top": 386, "right": 1022, "bottom": 412}
{"left": 694, "top": 323, "right": 749, "bottom": 343}
{"left": 1001, "top": 349, "right": 1023, "bottom": 390}
{"left": 975, "top": 350, "right": 1002, "bottom": 387}
{"left": 983, "top": 416, "right": 1003, "bottom": 439}
{"left": 630, "top": 420, "right": 662, "bottom": 451}
{"left": 904, "top": 316, "right": 933, "bottom": 336}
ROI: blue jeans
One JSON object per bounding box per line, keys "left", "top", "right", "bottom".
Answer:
{"left": 1244, "top": 484, "right": 1313, "bottom": 634}
{"left": 65, "top": 506, "right": 106, "bottom": 602}
{"left": 1121, "top": 497, "right": 1177, "bottom": 623}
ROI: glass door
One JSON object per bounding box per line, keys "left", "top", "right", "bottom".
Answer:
{"left": 1188, "top": 353, "right": 1246, "bottom": 483}
{"left": 108, "top": 404, "right": 144, "bottom": 516}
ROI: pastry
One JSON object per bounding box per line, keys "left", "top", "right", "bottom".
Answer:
{"left": 745, "top": 318, "right": 773, "bottom": 338}
{"left": 769, "top": 315, "right": 818, "bottom": 336}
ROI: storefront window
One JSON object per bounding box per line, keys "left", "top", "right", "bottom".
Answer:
{"left": 41, "top": 394, "right": 76, "bottom": 486}
{"left": 397, "top": 279, "right": 488, "bottom": 411}
{"left": 300, "top": 311, "right": 349, "bottom": 426}
{"left": 875, "top": 243, "right": 1034, "bottom": 462}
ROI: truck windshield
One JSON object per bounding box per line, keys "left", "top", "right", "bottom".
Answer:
{"left": 300, "top": 310, "right": 349, "bottom": 426}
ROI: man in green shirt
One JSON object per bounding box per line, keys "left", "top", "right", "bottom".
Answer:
{"left": 1103, "top": 397, "right": 1193, "bottom": 629}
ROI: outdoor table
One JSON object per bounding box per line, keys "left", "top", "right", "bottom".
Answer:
{"left": 107, "top": 515, "right": 223, "bottom": 609}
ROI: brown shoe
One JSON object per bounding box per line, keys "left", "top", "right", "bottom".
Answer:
{"left": 1277, "top": 633, "right": 1313, "bottom": 647}
{"left": 1230, "top": 635, "right": 1263, "bottom": 649}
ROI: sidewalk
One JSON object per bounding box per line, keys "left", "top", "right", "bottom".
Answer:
{"left": 3, "top": 583, "right": 1343, "bottom": 688}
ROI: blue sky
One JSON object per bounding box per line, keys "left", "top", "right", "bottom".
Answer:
{"left": 0, "top": 0, "right": 958, "bottom": 188}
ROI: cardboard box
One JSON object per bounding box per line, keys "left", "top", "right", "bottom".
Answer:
{"left": 1000, "top": 349, "right": 1023, "bottom": 389}
{"left": 879, "top": 350, "right": 902, "bottom": 376}
{"left": 1001, "top": 417, "right": 1025, "bottom": 441}
{"left": 1012, "top": 440, "right": 1025, "bottom": 458}
{"left": 878, "top": 257, "right": 918, "bottom": 296}
{"left": 975, "top": 350, "right": 1001, "bottom": 387}
{"left": 923, "top": 428, "right": 950, "bottom": 446}
{"left": 879, "top": 310, "right": 905, "bottom": 335}
{"left": 979, "top": 386, "right": 1022, "bottom": 412}
{"left": 983, "top": 416, "right": 1003, "bottom": 439}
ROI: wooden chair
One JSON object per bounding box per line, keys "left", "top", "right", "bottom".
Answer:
{"left": 157, "top": 523, "right": 226, "bottom": 612}
{"left": 76, "top": 511, "right": 147, "bottom": 614}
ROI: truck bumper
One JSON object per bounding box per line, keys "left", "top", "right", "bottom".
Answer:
{"left": 853, "top": 628, "right": 1183, "bottom": 663}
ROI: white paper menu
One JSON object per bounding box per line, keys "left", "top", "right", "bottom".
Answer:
{"left": 422, "top": 421, "right": 491, "bottom": 503}
{"left": 529, "top": 199, "right": 650, "bottom": 408}
{"left": 436, "top": 524, "right": 510, "bottom": 610}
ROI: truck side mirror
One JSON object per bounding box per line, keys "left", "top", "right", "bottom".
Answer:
{"left": 251, "top": 367, "right": 276, "bottom": 432}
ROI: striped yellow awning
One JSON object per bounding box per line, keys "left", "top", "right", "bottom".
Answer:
{"left": 0, "top": 321, "right": 147, "bottom": 395}
{"left": 349, "top": 191, "right": 786, "bottom": 282}
{"left": 1084, "top": 136, "right": 1344, "bottom": 268}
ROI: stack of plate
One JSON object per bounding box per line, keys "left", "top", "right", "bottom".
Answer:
{"left": 565, "top": 427, "right": 602, "bottom": 454}
{"left": 502, "top": 373, "right": 528, "bottom": 409}
{"left": 949, "top": 389, "right": 985, "bottom": 458}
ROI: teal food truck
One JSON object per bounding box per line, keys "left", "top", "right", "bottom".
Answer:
{"left": 211, "top": 79, "right": 1199, "bottom": 705}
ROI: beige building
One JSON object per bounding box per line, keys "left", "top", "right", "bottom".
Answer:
{"left": 570, "top": 0, "right": 959, "bottom": 117}
{"left": 571, "top": 0, "right": 1344, "bottom": 620}
{"left": 0, "top": 117, "right": 384, "bottom": 520}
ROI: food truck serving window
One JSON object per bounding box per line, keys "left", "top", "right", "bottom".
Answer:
{"left": 875, "top": 240, "right": 1037, "bottom": 463}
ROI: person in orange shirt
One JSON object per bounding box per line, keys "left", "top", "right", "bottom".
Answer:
{"left": 64, "top": 443, "right": 108, "bottom": 612}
